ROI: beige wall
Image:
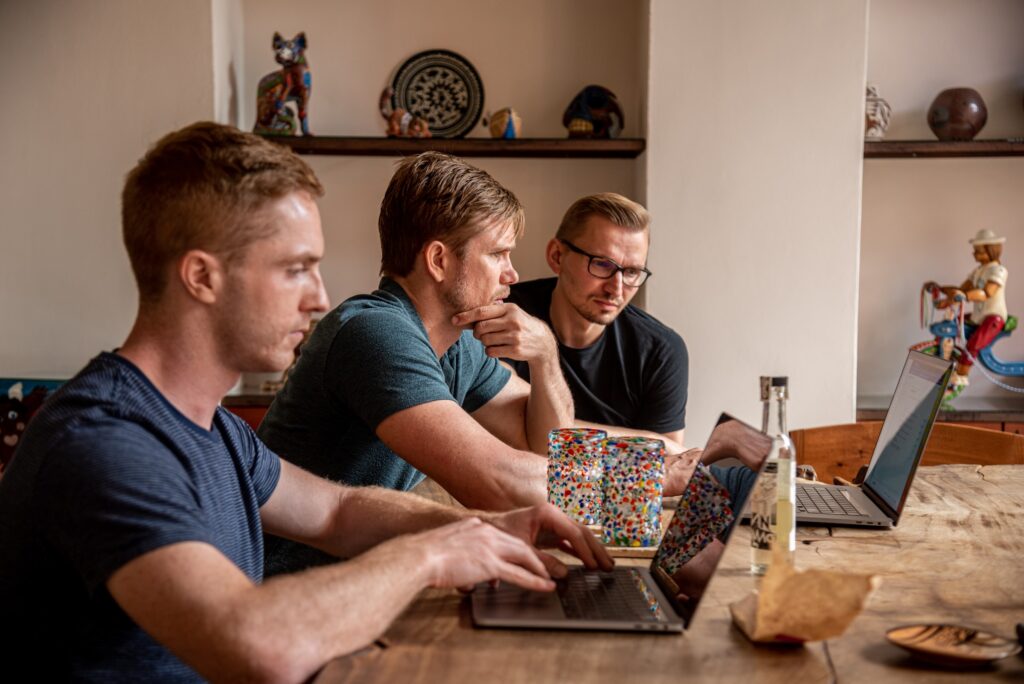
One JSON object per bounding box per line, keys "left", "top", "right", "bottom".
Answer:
{"left": 859, "top": 0, "right": 1024, "bottom": 399}
{"left": 0, "top": 0, "right": 216, "bottom": 377}
{"left": 646, "top": 0, "right": 869, "bottom": 445}
{"left": 213, "top": 0, "right": 246, "bottom": 127}
{"left": 242, "top": 0, "right": 647, "bottom": 305}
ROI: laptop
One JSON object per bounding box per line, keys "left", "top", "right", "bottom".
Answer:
{"left": 791, "top": 350, "right": 953, "bottom": 528}
{"left": 471, "top": 413, "right": 772, "bottom": 633}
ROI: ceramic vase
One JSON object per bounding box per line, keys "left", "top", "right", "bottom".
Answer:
{"left": 927, "top": 87, "right": 987, "bottom": 141}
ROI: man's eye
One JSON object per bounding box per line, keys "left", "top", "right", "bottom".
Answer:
{"left": 623, "top": 268, "right": 640, "bottom": 279}
{"left": 287, "top": 265, "right": 309, "bottom": 276}
{"left": 593, "top": 259, "right": 617, "bottom": 270}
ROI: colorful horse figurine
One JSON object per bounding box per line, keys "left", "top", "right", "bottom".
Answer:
{"left": 254, "top": 32, "right": 312, "bottom": 136}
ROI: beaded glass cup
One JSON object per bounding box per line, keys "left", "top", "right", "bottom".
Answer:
{"left": 546, "top": 428, "right": 608, "bottom": 525}
{"left": 602, "top": 436, "right": 665, "bottom": 547}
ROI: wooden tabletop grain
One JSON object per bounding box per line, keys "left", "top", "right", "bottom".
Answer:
{"left": 315, "top": 465, "right": 1024, "bottom": 683}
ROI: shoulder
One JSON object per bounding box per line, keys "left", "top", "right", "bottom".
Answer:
{"left": 618, "top": 305, "right": 687, "bottom": 356}
{"left": 983, "top": 262, "right": 1008, "bottom": 284}
{"left": 334, "top": 291, "right": 429, "bottom": 347}
{"left": 508, "top": 278, "right": 556, "bottom": 319}
{"left": 21, "top": 354, "right": 150, "bottom": 446}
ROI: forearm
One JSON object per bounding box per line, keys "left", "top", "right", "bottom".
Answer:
{"left": 524, "top": 355, "right": 574, "bottom": 453}
{"left": 438, "top": 445, "right": 549, "bottom": 511}
{"left": 229, "top": 538, "right": 432, "bottom": 682}
{"left": 109, "top": 539, "right": 435, "bottom": 684}
{"left": 321, "top": 485, "right": 469, "bottom": 557}
{"left": 574, "top": 419, "right": 683, "bottom": 454}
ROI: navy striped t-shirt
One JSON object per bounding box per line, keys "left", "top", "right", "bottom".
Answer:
{"left": 0, "top": 352, "right": 281, "bottom": 682}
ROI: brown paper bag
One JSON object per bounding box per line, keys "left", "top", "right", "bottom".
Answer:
{"left": 730, "top": 556, "right": 879, "bottom": 644}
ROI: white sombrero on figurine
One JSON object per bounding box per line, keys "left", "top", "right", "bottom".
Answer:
{"left": 969, "top": 228, "right": 1006, "bottom": 245}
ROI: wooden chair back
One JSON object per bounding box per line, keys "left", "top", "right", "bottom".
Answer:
{"left": 791, "top": 421, "right": 1024, "bottom": 484}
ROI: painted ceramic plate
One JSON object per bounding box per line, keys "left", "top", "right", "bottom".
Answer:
{"left": 886, "top": 623, "right": 1022, "bottom": 667}
{"left": 390, "top": 49, "right": 484, "bottom": 138}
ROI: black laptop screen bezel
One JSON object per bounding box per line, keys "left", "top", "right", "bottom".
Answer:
{"left": 860, "top": 351, "right": 953, "bottom": 525}
{"left": 649, "top": 412, "right": 771, "bottom": 626}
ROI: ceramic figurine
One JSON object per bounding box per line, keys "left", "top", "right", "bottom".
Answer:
{"left": 378, "top": 87, "right": 432, "bottom": 138}
{"left": 919, "top": 229, "right": 1015, "bottom": 396}
{"left": 927, "top": 87, "right": 987, "bottom": 141}
{"left": 0, "top": 383, "right": 49, "bottom": 476}
{"left": 562, "top": 85, "right": 624, "bottom": 139}
{"left": 254, "top": 32, "right": 312, "bottom": 136}
{"left": 484, "top": 107, "right": 522, "bottom": 139}
{"left": 864, "top": 85, "right": 892, "bottom": 140}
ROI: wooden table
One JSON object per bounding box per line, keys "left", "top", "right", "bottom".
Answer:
{"left": 315, "top": 466, "right": 1024, "bottom": 683}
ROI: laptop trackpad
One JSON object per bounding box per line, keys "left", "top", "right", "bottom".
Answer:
{"left": 474, "top": 584, "right": 566, "bottom": 620}
{"left": 839, "top": 487, "right": 872, "bottom": 516}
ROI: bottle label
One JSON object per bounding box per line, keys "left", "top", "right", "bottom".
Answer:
{"left": 749, "top": 462, "right": 777, "bottom": 552}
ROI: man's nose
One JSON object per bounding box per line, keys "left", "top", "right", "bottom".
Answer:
{"left": 603, "top": 271, "right": 624, "bottom": 296}
{"left": 502, "top": 260, "right": 519, "bottom": 286}
{"left": 306, "top": 268, "right": 330, "bottom": 313}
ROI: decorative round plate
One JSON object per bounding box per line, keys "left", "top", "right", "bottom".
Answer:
{"left": 886, "top": 623, "right": 1022, "bottom": 668}
{"left": 390, "top": 49, "right": 484, "bottom": 138}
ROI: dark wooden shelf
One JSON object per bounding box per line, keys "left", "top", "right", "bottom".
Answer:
{"left": 260, "top": 135, "right": 646, "bottom": 159}
{"left": 864, "top": 139, "right": 1024, "bottom": 158}
{"left": 858, "top": 395, "right": 1024, "bottom": 423}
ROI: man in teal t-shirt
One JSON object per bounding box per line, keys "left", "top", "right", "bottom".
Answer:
{"left": 259, "top": 153, "right": 578, "bottom": 574}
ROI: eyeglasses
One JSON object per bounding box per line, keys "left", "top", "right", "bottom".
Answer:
{"left": 560, "top": 239, "right": 652, "bottom": 287}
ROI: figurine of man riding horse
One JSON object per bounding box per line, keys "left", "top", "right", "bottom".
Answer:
{"left": 915, "top": 228, "right": 1021, "bottom": 402}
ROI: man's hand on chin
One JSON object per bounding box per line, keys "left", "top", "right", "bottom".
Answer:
{"left": 452, "top": 303, "right": 557, "bottom": 364}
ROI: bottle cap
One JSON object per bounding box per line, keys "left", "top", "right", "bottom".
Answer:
{"left": 760, "top": 376, "right": 789, "bottom": 400}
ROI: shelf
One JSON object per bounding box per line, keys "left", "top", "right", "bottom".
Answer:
{"left": 260, "top": 135, "right": 646, "bottom": 159}
{"left": 864, "top": 139, "right": 1024, "bottom": 158}
{"left": 857, "top": 395, "right": 1024, "bottom": 423}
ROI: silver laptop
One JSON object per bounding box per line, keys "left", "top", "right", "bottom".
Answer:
{"left": 792, "top": 350, "right": 953, "bottom": 528}
{"left": 471, "top": 414, "right": 771, "bottom": 633}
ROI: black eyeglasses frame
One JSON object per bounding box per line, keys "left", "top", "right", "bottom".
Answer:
{"left": 559, "top": 239, "right": 653, "bottom": 287}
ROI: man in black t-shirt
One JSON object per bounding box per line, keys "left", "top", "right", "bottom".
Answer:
{"left": 507, "top": 193, "right": 689, "bottom": 449}
{"left": 505, "top": 195, "right": 758, "bottom": 506}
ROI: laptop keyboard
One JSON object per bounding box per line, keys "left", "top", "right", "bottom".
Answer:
{"left": 556, "top": 568, "right": 665, "bottom": 622}
{"left": 797, "top": 484, "right": 865, "bottom": 517}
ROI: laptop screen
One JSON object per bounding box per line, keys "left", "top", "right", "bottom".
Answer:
{"left": 863, "top": 351, "right": 952, "bottom": 515}
{"left": 650, "top": 414, "right": 772, "bottom": 626}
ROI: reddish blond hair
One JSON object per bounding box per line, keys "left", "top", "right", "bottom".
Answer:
{"left": 122, "top": 121, "right": 323, "bottom": 302}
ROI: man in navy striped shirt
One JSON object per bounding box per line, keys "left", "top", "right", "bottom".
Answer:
{"left": 0, "top": 122, "right": 611, "bottom": 683}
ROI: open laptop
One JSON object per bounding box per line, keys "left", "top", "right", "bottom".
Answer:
{"left": 791, "top": 350, "right": 953, "bottom": 528}
{"left": 471, "top": 413, "right": 771, "bottom": 633}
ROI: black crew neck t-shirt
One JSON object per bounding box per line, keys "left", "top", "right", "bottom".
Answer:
{"left": 506, "top": 278, "right": 688, "bottom": 433}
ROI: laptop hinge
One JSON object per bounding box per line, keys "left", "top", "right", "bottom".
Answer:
{"left": 860, "top": 482, "right": 898, "bottom": 521}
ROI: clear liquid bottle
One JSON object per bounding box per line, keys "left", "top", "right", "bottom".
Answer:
{"left": 750, "top": 376, "right": 797, "bottom": 575}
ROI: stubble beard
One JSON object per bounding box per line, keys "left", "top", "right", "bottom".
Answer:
{"left": 574, "top": 297, "right": 622, "bottom": 326}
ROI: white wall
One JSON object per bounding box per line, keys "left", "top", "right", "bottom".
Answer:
{"left": 647, "top": 0, "right": 869, "bottom": 445}
{"left": 859, "top": 0, "right": 1024, "bottom": 400}
{"left": 0, "top": 0, "right": 216, "bottom": 377}
{"left": 241, "top": 0, "right": 647, "bottom": 304}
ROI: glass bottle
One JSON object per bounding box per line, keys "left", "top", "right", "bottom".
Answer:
{"left": 750, "top": 376, "right": 797, "bottom": 575}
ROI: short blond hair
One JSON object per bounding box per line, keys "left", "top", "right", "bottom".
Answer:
{"left": 122, "top": 122, "right": 323, "bottom": 302}
{"left": 378, "top": 152, "right": 524, "bottom": 276}
{"left": 555, "top": 193, "right": 650, "bottom": 242}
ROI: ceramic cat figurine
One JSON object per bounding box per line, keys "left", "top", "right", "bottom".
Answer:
{"left": 254, "top": 32, "right": 312, "bottom": 136}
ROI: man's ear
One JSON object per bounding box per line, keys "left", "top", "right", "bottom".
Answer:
{"left": 178, "top": 249, "right": 224, "bottom": 304}
{"left": 423, "top": 240, "right": 451, "bottom": 284}
{"left": 546, "top": 238, "right": 564, "bottom": 275}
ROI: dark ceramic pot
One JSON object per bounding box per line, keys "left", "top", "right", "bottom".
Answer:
{"left": 927, "top": 87, "right": 987, "bottom": 141}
